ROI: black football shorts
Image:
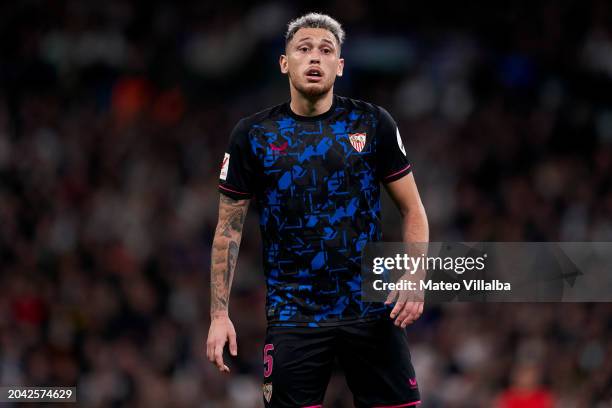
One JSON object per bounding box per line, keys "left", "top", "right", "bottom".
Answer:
{"left": 261, "top": 317, "right": 421, "bottom": 408}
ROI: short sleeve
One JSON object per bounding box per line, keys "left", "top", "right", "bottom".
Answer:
{"left": 376, "top": 106, "right": 412, "bottom": 183}
{"left": 218, "top": 119, "right": 255, "bottom": 200}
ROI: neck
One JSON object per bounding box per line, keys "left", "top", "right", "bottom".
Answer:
{"left": 289, "top": 88, "right": 334, "bottom": 117}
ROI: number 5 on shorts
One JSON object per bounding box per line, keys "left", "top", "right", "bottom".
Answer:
{"left": 263, "top": 344, "right": 274, "bottom": 377}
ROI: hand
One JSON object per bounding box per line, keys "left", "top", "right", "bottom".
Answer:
{"left": 385, "top": 272, "right": 424, "bottom": 328}
{"left": 206, "top": 313, "right": 238, "bottom": 373}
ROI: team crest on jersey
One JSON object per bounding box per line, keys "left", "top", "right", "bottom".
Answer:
{"left": 263, "top": 383, "right": 273, "bottom": 403}
{"left": 348, "top": 133, "right": 367, "bottom": 152}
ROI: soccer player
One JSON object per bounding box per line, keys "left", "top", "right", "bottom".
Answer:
{"left": 206, "top": 12, "right": 429, "bottom": 408}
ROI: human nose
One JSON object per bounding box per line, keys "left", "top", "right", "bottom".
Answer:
{"left": 309, "top": 49, "right": 321, "bottom": 63}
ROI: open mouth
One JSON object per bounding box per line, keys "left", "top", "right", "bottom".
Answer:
{"left": 305, "top": 67, "right": 323, "bottom": 81}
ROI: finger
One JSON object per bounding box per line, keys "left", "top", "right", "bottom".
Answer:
{"left": 409, "top": 301, "right": 420, "bottom": 320}
{"left": 228, "top": 331, "right": 238, "bottom": 356}
{"left": 396, "top": 301, "right": 416, "bottom": 326}
{"left": 406, "top": 302, "right": 423, "bottom": 326}
{"left": 395, "top": 295, "right": 412, "bottom": 318}
{"left": 385, "top": 289, "right": 398, "bottom": 305}
{"left": 390, "top": 301, "right": 404, "bottom": 319}
{"left": 416, "top": 302, "right": 423, "bottom": 319}
{"left": 214, "top": 343, "right": 226, "bottom": 371}
{"left": 401, "top": 302, "right": 419, "bottom": 328}
{"left": 206, "top": 340, "right": 213, "bottom": 362}
{"left": 390, "top": 290, "right": 409, "bottom": 318}
{"left": 395, "top": 303, "right": 410, "bottom": 326}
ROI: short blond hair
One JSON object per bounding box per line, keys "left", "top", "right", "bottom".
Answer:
{"left": 285, "top": 13, "right": 345, "bottom": 50}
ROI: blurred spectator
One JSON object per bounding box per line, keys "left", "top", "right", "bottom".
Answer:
{"left": 496, "top": 362, "right": 554, "bottom": 408}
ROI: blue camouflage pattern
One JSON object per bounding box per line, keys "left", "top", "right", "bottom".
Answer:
{"left": 245, "top": 97, "right": 389, "bottom": 326}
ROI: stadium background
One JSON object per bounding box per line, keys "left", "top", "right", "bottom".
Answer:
{"left": 1, "top": 0, "right": 611, "bottom": 406}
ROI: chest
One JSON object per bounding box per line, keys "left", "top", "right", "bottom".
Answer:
{"left": 250, "top": 117, "right": 377, "bottom": 176}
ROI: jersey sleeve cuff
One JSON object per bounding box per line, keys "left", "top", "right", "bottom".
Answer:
{"left": 218, "top": 184, "right": 252, "bottom": 200}
{"left": 382, "top": 164, "right": 412, "bottom": 183}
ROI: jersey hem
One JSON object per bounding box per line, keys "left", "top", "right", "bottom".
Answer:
{"left": 383, "top": 164, "right": 412, "bottom": 183}
{"left": 218, "top": 184, "right": 252, "bottom": 200}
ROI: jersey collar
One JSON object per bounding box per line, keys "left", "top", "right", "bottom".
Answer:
{"left": 284, "top": 94, "right": 338, "bottom": 122}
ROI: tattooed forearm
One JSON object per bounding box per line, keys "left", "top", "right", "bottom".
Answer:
{"left": 211, "top": 195, "right": 249, "bottom": 317}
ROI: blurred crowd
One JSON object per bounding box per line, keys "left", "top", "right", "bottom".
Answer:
{"left": 1, "top": 0, "right": 611, "bottom": 407}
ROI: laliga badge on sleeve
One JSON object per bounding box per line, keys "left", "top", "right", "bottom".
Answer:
{"left": 219, "top": 153, "right": 230, "bottom": 180}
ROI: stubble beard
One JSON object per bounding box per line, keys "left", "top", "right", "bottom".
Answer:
{"left": 290, "top": 73, "right": 334, "bottom": 98}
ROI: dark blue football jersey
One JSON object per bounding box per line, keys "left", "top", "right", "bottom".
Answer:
{"left": 218, "top": 94, "right": 412, "bottom": 326}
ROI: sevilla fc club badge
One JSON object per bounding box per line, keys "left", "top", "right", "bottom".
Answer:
{"left": 349, "top": 133, "right": 367, "bottom": 152}
{"left": 263, "top": 383, "right": 273, "bottom": 403}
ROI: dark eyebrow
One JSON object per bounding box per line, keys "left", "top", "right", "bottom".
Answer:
{"left": 295, "top": 37, "right": 336, "bottom": 48}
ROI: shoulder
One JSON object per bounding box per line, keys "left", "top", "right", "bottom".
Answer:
{"left": 234, "top": 102, "right": 286, "bottom": 132}
{"left": 335, "top": 95, "right": 386, "bottom": 118}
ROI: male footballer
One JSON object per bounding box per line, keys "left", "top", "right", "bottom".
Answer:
{"left": 206, "top": 12, "right": 429, "bottom": 408}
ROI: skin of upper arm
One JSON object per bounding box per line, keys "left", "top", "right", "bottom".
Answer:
{"left": 384, "top": 173, "right": 426, "bottom": 219}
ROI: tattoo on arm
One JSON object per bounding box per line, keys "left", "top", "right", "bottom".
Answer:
{"left": 211, "top": 195, "right": 249, "bottom": 316}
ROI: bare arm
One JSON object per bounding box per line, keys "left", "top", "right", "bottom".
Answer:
{"left": 210, "top": 194, "right": 250, "bottom": 316}
{"left": 206, "top": 194, "right": 249, "bottom": 373}
{"left": 384, "top": 172, "right": 429, "bottom": 328}
{"left": 386, "top": 173, "right": 429, "bottom": 244}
